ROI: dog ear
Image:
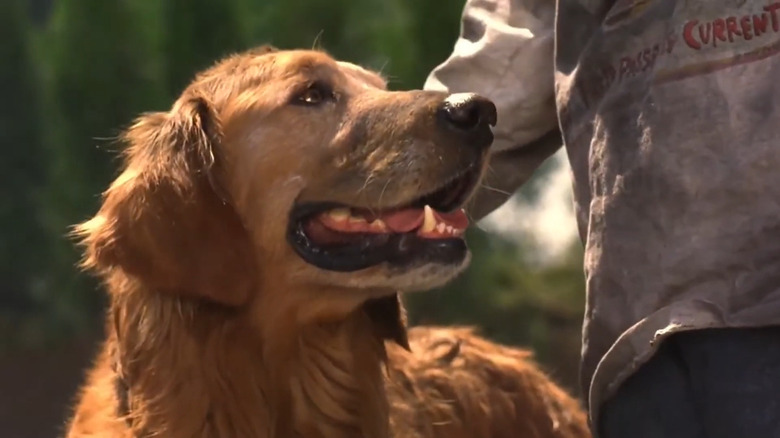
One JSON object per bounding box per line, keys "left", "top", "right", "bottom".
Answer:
{"left": 363, "top": 294, "right": 411, "bottom": 351}
{"left": 74, "top": 95, "right": 255, "bottom": 306}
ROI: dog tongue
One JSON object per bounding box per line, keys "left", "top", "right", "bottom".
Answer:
{"left": 380, "top": 207, "right": 469, "bottom": 232}
{"left": 380, "top": 209, "right": 425, "bottom": 232}
{"left": 314, "top": 206, "right": 469, "bottom": 238}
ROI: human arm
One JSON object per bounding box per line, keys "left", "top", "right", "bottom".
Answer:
{"left": 424, "top": 0, "right": 561, "bottom": 221}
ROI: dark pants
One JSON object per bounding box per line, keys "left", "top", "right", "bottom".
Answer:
{"left": 598, "top": 327, "right": 780, "bottom": 438}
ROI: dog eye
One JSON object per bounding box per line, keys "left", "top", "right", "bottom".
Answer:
{"left": 300, "top": 88, "right": 324, "bottom": 105}
{"left": 293, "top": 82, "right": 334, "bottom": 106}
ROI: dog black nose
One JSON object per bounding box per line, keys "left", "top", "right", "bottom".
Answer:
{"left": 439, "top": 93, "right": 497, "bottom": 132}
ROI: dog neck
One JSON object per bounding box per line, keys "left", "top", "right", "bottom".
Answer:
{"left": 108, "top": 275, "right": 391, "bottom": 438}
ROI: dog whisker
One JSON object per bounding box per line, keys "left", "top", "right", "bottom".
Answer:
{"left": 377, "top": 178, "right": 393, "bottom": 209}
{"left": 479, "top": 183, "right": 513, "bottom": 197}
{"left": 377, "top": 59, "right": 390, "bottom": 76}
{"left": 311, "top": 30, "right": 325, "bottom": 50}
{"left": 485, "top": 163, "right": 502, "bottom": 177}
{"left": 358, "top": 173, "right": 375, "bottom": 195}
{"left": 383, "top": 74, "right": 401, "bottom": 85}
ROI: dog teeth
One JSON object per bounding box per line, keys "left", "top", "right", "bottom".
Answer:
{"left": 369, "top": 219, "right": 387, "bottom": 231}
{"left": 348, "top": 215, "right": 367, "bottom": 224}
{"left": 328, "top": 208, "right": 351, "bottom": 222}
{"left": 421, "top": 205, "right": 437, "bottom": 233}
{"left": 325, "top": 205, "right": 465, "bottom": 237}
{"left": 418, "top": 205, "right": 466, "bottom": 238}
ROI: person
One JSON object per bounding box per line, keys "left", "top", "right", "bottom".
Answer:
{"left": 424, "top": 0, "right": 780, "bottom": 437}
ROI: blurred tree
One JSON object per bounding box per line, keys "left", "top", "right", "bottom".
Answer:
{"left": 233, "top": 0, "right": 461, "bottom": 88}
{"left": 0, "top": 0, "right": 47, "bottom": 324}
{"left": 27, "top": 0, "right": 55, "bottom": 25}
{"left": 161, "top": 0, "right": 248, "bottom": 97}
{"left": 33, "top": 0, "right": 166, "bottom": 340}
{"left": 237, "top": 0, "right": 350, "bottom": 51}
{"left": 392, "top": 0, "right": 465, "bottom": 87}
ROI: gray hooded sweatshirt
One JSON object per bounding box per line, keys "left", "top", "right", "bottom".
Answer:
{"left": 425, "top": 0, "right": 780, "bottom": 427}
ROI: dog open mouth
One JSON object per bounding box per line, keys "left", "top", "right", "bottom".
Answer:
{"left": 288, "top": 166, "right": 480, "bottom": 272}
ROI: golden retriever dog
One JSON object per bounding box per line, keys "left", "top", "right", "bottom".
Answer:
{"left": 66, "top": 46, "right": 590, "bottom": 438}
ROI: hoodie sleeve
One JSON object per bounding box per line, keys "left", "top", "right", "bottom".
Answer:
{"left": 424, "top": 0, "right": 561, "bottom": 220}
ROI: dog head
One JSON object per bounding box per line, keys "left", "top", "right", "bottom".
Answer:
{"left": 75, "top": 46, "right": 496, "bottom": 328}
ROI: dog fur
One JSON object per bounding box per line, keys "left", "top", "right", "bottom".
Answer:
{"left": 65, "top": 46, "right": 590, "bottom": 438}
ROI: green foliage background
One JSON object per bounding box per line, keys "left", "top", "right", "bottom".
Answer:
{"left": 2, "top": 0, "right": 585, "bottom": 394}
